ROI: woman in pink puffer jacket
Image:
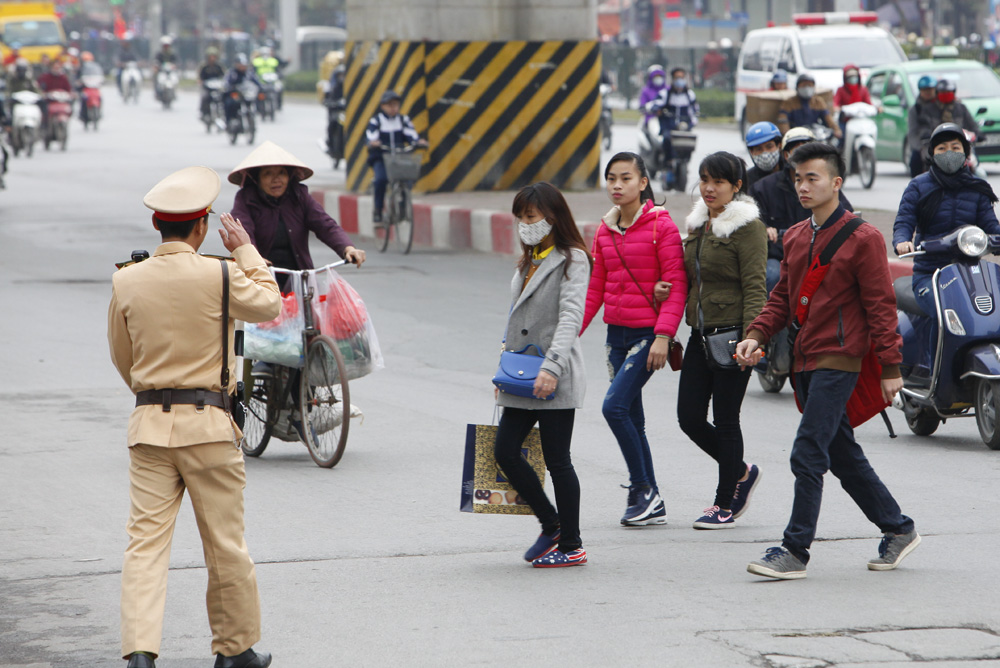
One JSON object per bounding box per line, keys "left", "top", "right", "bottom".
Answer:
{"left": 581, "top": 151, "right": 688, "bottom": 527}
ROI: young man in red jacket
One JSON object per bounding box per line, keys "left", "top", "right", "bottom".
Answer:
{"left": 734, "top": 141, "right": 919, "bottom": 580}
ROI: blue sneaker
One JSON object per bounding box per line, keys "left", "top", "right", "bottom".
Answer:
{"left": 532, "top": 548, "right": 587, "bottom": 568}
{"left": 693, "top": 505, "right": 735, "bottom": 529}
{"left": 523, "top": 529, "right": 560, "bottom": 562}
{"left": 731, "top": 464, "right": 761, "bottom": 519}
{"left": 621, "top": 485, "right": 663, "bottom": 525}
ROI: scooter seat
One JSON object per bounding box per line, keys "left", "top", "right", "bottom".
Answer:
{"left": 894, "top": 276, "right": 927, "bottom": 317}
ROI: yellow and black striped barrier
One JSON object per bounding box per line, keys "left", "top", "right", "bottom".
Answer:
{"left": 344, "top": 40, "right": 600, "bottom": 194}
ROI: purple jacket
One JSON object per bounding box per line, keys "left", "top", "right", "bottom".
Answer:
{"left": 231, "top": 182, "right": 352, "bottom": 270}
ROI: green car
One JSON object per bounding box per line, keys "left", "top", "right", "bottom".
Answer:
{"left": 864, "top": 58, "right": 1000, "bottom": 163}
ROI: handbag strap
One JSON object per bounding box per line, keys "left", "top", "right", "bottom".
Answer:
{"left": 219, "top": 259, "right": 231, "bottom": 413}
{"left": 612, "top": 230, "right": 657, "bottom": 312}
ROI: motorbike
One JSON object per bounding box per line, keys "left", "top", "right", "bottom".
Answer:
{"left": 663, "top": 116, "right": 697, "bottom": 192}
{"left": 323, "top": 95, "right": 346, "bottom": 169}
{"left": 121, "top": 61, "right": 141, "bottom": 104}
{"left": 839, "top": 101, "right": 877, "bottom": 189}
{"left": 227, "top": 80, "right": 258, "bottom": 145}
{"left": 599, "top": 82, "right": 613, "bottom": 151}
{"left": 79, "top": 62, "right": 103, "bottom": 131}
{"left": 10, "top": 90, "right": 42, "bottom": 158}
{"left": 893, "top": 225, "right": 1000, "bottom": 449}
{"left": 202, "top": 78, "right": 225, "bottom": 133}
{"left": 155, "top": 62, "right": 178, "bottom": 110}
{"left": 966, "top": 130, "right": 988, "bottom": 180}
{"left": 258, "top": 72, "right": 282, "bottom": 121}
{"left": 636, "top": 109, "right": 665, "bottom": 180}
{"left": 44, "top": 90, "right": 74, "bottom": 151}
{"left": 638, "top": 99, "right": 697, "bottom": 192}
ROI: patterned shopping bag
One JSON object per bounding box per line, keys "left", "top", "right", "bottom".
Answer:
{"left": 460, "top": 424, "right": 545, "bottom": 515}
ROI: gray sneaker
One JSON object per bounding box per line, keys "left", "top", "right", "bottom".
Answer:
{"left": 747, "top": 546, "right": 807, "bottom": 580}
{"left": 868, "top": 530, "right": 921, "bottom": 571}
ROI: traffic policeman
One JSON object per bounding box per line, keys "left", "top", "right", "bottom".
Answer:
{"left": 108, "top": 166, "right": 280, "bottom": 668}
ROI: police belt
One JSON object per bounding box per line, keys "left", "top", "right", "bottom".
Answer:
{"left": 135, "top": 389, "right": 228, "bottom": 411}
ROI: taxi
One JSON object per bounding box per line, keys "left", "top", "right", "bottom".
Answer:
{"left": 865, "top": 55, "right": 1000, "bottom": 163}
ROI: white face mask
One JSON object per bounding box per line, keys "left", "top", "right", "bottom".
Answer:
{"left": 518, "top": 219, "right": 553, "bottom": 246}
{"left": 799, "top": 86, "right": 815, "bottom": 99}
{"left": 652, "top": 76, "right": 665, "bottom": 87}
{"left": 752, "top": 149, "right": 780, "bottom": 172}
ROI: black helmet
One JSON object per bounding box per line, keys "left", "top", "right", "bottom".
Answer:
{"left": 935, "top": 79, "right": 957, "bottom": 93}
{"left": 929, "top": 122, "right": 970, "bottom": 156}
{"left": 380, "top": 90, "right": 402, "bottom": 105}
{"left": 797, "top": 72, "right": 816, "bottom": 85}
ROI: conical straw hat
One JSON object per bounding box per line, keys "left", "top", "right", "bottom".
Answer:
{"left": 228, "top": 140, "right": 314, "bottom": 186}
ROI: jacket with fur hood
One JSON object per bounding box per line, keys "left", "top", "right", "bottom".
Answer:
{"left": 683, "top": 193, "right": 767, "bottom": 334}
{"left": 581, "top": 199, "right": 687, "bottom": 338}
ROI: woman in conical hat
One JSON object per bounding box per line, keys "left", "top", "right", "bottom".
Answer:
{"left": 229, "top": 140, "right": 365, "bottom": 271}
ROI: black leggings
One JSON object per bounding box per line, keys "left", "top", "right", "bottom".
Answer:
{"left": 494, "top": 408, "right": 581, "bottom": 552}
{"left": 677, "top": 332, "right": 751, "bottom": 509}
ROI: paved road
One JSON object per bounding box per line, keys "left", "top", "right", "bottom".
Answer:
{"left": 1, "top": 90, "right": 1000, "bottom": 667}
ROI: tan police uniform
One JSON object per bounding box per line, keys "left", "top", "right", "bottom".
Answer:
{"left": 108, "top": 166, "right": 281, "bottom": 660}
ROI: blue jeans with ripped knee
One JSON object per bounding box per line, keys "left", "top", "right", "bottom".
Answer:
{"left": 603, "top": 324, "right": 658, "bottom": 490}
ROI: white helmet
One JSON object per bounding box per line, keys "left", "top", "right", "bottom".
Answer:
{"left": 160, "top": 35, "right": 173, "bottom": 46}
{"left": 720, "top": 37, "right": 733, "bottom": 49}
{"left": 259, "top": 45, "right": 272, "bottom": 57}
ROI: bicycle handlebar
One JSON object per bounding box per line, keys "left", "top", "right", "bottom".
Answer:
{"left": 270, "top": 259, "right": 348, "bottom": 277}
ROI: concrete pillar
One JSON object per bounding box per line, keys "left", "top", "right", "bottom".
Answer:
{"left": 279, "top": 0, "right": 298, "bottom": 72}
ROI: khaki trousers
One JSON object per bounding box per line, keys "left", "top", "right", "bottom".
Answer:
{"left": 121, "top": 442, "right": 261, "bottom": 659}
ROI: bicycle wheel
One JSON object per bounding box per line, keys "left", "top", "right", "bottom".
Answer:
{"left": 394, "top": 185, "right": 414, "bottom": 254}
{"left": 241, "top": 374, "right": 272, "bottom": 456}
{"left": 300, "top": 334, "right": 350, "bottom": 468}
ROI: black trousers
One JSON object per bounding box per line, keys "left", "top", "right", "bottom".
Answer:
{"left": 677, "top": 332, "right": 752, "bottom": 509}
{"left": 494, "top": 407, "right": 581, "bottom": 552}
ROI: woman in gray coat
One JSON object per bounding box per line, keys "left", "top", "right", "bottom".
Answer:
{"left": 495, "top": 182, "right": 593, "bottom": 568}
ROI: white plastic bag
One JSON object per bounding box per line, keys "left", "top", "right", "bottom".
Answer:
{"left": 243, "top": 291, "right": 304, "bottom": 368}
{"left": 310, "top": 266, "right": 384, "bottom": 380}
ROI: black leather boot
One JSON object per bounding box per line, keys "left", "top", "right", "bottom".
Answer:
{"left": 214, "top": 647, "right": 272, "bottom": 668}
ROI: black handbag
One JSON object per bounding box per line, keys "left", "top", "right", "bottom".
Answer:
{"left": 694, "top": 235, "right": 741, "bottom": 371}
{"left": 220, "top": 260, "right": 247, "bottom": 430}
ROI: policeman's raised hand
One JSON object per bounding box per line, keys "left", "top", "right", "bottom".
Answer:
{"left": 653, "top": 281, "right": 672, "bottom": 303}
{"left": 735, "top": 338, "right": 763, "bottom": 369}
{"left": 219, "top": 212, "right": 251, "bottom": 252}
{"left": 344, "top": 246, "right": 366, "bottom": 268}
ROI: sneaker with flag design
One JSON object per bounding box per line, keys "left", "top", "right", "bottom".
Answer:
{"left": 532, "top": 548, "right": 587, "bottom": 568}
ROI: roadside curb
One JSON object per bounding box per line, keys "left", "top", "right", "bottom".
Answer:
{"left": 311, "top": 188, "right": 602, "bottom": 254}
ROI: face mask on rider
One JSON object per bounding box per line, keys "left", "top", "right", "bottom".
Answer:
{"left": 652, "top": 76, "right": 665, "bottom": 87}
{"left": 799, "top": 86, "right": 815, "bottom": 100}
{"left": 752, "top": 150, "right": 781, "bottom": 172}
{"left": 933, "top": 150, "right": 966, "bottom": 174}
{"left": 518, "top": 219, "right": 553, "bottom": 246}
{"left": 846, "top": 74, "right": 859, "bottom": 85}
{"left": 937, "top": 92, "right": 956, "bottom": 104}
{"left": 673, "top": 78, "right": 687, "bottom": 89}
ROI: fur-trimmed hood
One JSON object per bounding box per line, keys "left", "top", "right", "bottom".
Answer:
{"left": 685, "top": 194, "right": 759, "bottom": 239}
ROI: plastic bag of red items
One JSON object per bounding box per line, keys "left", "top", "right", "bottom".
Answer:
{"left": 309, "top": 266, "right": 383, "bottom": 380}
{"left": 243, "top": 291, "right": 305, "bottom": 367}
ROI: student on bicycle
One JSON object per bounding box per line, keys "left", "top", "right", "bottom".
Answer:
{"left": 581, "top": 152, "right": 687, "bottom": 527}
{"left": 229, "top": 140, "right": 365, "bottom": 276}
{"left": 366, "top": 90, "right": 427, "bottom": 224}
{"left": 495, "top": 182, "right": 592, "bottom": 568}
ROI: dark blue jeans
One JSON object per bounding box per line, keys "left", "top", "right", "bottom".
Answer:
{"left": 371, "top": 159, "right": 388, "bottom": 216}
{"left": 766, "top": 258, "right": 781, "bottom": 295}
{"left": 783, "top": 369, "right": 914, "bottom": 563}
{"left": 603, "top": 325, "right": 658, "bottom": 490}
{"left": 911, "top": 271, "right": 937, "bottom": 371}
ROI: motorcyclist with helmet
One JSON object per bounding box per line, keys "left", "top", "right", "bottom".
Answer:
{"left": 749, "top": 127, "right": 853, "bottom": 294}
{"left": 116, "top": 40, "right": 139, "bottom": 95}
{"left": 639, "top": 64, "right": 668, "bottom": 123}
{"left": 5, "top": 57, "right": 37, "bottom": 95}
{"left": 365, "top": 90, "right": 427, "bottom": 224}
{"left": 152, "top": 36, "right": 178, "bottom": 100}
{"left": 777, "top": 73, "right": 841, "bottom": 142}
{"left": 926, "top": 80, "right": 978, "bottom": 145}
{"left": 37, "top": 60, "right": 74, "bottom": 137}
{"left": 198, "top": 47, "right": 226, "bottom": 123}
{"left": 654, "top": 67, "right": 699, "bottom": 187}
{"left": 223, "top": 54, "right": 264, "bottom": 129}
{"left": 907, "top": 75, "right": 941, "bottom": 177}
{"left": 745, "top": 121, "right": 783, "bottom": 189}
{"left": 252, "top": 45, "right": 287, "bottom": 110}
{"left": 892, "top": 122, "right": 1000, "bottom": 376}
{"left": 770, "top": 69, "right": 789, "bottom": 91}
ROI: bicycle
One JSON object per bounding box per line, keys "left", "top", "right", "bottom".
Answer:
{"left": 241, "top": 261, "right": 351, "bottom": 468}
{"left": 375, "top": 145, "right": 425, "bottom": 255}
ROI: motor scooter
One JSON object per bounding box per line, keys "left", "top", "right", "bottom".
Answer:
{"left": 840, "top": 101, "right": 877, "bottom": 189}
{"left": 78, "top": 62, "right": 103, "bottom": 131}
{"left": 44, "top": 90, "right": 74, "bottom": 151}
{"left": 322, "top": 95, "right": 346, "bottom": 169}
{"left": 965, "top": 130, "right": 988, "bottom": 180}
{"left": 227, "top": 81, "right": 258, "bottom": 145}
{"left": 202, "top": 78, "right": 225, "bottom": 133}
{"left": 10, "top": 90, "right": 42, "bottom": 158}
{"left": 662, "top": 115, "right": 697, "bottom": 193}
{"left": 121, "top": 61, "right": 141, "bottom": 104}
{"left": 893, "top": 225, "right": 1000, "bottom": 449}
{"left": 636, "top": 104, "right": 664, "bottom": 180}
{"left": 156, "top": 62, "right": 178, "bottom": 110}
{"left": 258, "top": 71, "right": 282, "bottom": 121}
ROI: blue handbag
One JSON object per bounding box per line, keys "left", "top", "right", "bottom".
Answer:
{"left": 492, "top": 344, "right": 554, "bottom": 400}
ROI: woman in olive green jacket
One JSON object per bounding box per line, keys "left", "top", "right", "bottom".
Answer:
{"left": 678, "top": 151, "right": 767, "bottom": 530}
